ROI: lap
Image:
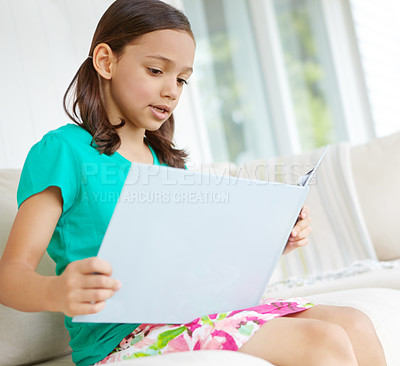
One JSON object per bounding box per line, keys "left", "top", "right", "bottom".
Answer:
{"left": 95, "top": 298, "right": 313, "bottom": 364}
{"left": 286, "top": 304, "right": 370, "bottom": 326}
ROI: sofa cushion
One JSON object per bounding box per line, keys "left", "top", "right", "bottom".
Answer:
{"left": 34, "top": 351, "right": 272, "bottom": 366}
{"left": 265, "top": 261, "right": 400, "bottom": 298}
{"left": 0, "top": 169, "right": 72, "bottom": 365}
{"left": 34, "top": 355, "right": 73, "bottom": 366}
{"left": 308, "top": 287, "right": 400, "bottom": 366}
{"left": 351, "top": 131, "right": 400, "bottom": 260}
{"left": 0, "top": 169, "right": 20, "bottom": 256}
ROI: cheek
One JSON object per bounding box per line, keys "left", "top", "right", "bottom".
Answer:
{"left": 128, "top": 73, "right": 157, "bottom": 102}
{"left": 112, "top": 73, "right": 149, "bottom": 106}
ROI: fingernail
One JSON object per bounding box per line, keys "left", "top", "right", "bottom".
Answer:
{"left": 292, "top": 230, "right": 297, "bottom": 236}
{"left": 116, "top": 280, "right": 122, "bottom": 290}
{"left": 302, "top": 212, "right": 306, "bottom": 218}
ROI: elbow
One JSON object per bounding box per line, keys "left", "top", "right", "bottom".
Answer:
{"left": 0, "top": 270, "right": 7, "bottom": 306}
{"left": 0, "top": 261, "right": 13, "bottom": 306}
{"left": 0, "top": 263, "right": 7, "bottom": 304}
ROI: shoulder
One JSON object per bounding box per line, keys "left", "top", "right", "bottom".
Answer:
{"left": 38, "top": 123, "right": 92, "bottom": 150}
{"left": 18, "top": 124, "right": 92, "bottom": 209}
{"left": 28, "top": 123, "right": 96, "bottom": 164}
{"left": 21, "top": 123, "right": 94, "bottom": 184}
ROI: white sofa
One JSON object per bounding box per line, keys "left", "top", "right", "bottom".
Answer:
{"left": 1, "top": 132, "right": 400, "bottom": 366}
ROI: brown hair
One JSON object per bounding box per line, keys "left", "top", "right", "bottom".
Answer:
{"left": 63, "top": 0, "right": 194, "bottom": 168}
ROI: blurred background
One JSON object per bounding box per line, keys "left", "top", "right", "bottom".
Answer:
{"left": 0, "top": 0, "right": 399, "bottom": 168}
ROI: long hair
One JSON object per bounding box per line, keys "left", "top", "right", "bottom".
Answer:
{"left": 63, "top": 0, "right": 193, "bottom": 168}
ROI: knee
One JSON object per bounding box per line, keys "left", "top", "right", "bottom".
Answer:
{"left": 305, "top": 320, "right": 357, "bottom": 365}
{"left": 339, "top": 306, "right": 377, "bottom": 336}
{"left": 306, "top": 320, "right": 349, "bottom": 348}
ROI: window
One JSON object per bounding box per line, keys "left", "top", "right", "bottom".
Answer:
{"left": 350, "top": 0, "right": 400, "bottom": 137}
{"left": 273, "top": 0, "right": 347, "bottom": 151}
{"left": 180, "top": 0, "right": 357, "bottom": 163}
{"left": 182, "top": 0, "right": 276, "bottom": 164}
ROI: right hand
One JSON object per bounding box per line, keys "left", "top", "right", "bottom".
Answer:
{"left": 48, "top": 257, "right": 121, "bottom": 317}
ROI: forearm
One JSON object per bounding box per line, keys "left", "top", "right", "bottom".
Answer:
{"left": 0, "top": 261, "right": 59, "bottom": 313}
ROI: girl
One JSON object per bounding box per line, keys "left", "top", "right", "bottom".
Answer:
{"left": 0, "top": 1, "right": 386, "bottom": 365}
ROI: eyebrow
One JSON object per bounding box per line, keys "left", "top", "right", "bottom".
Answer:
{"left": 145, "top": 55, "right": 193, "bottom": 73}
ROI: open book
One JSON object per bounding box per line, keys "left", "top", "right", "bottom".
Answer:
{"left": 73, "top": 146, "right": 328, "bottom": 324}
{"left": 297, "top": 146, "right": 329, "bottom": 186}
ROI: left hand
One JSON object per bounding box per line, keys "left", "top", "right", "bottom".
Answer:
{"left": 283, "top": 205, "right": 311, "bottom": 254}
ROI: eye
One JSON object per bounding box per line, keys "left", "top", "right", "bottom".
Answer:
{"left": 148, "top": 68, "right": 162, "bottom": 75}
{"left": 177, "top": 78, "right": 188, "bottom": 86}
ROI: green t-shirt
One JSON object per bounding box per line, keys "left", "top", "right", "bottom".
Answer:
{"left": 17, "top": 123, "right": 166, "bottom": 366}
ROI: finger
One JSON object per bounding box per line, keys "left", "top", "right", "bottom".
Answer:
{"left": 293, "top": 206, "right": 310, "bottom": 228}
{"left": 78, "top": 289, "right": 116, "bottom": 303}
{"left": 300, "top": 205, "right": 310, "bottom": 219}
{"left": 67, "top": 301, "right": 106, "bottom": 317}
{"left": 82, "top": 274, "right": 122, "bottom": 291}
{"left": 77, "top": 257, "right": 113, "bottom": 276}
{"left": 291, "top": 217, "right": 311, "bottom": 237}
{"left": 283, "top": 240, "right": 300, "bottom": 254}
{"left": 290, "top": 226, "right": 312, "bottom": 242}
{"left": 291, "top": 238, "right": 309, "bottom": 247}
{"left": 288, "top": 238, "right": 309, "bottom": 248}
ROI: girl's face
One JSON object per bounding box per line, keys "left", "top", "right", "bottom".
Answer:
{"left": 105, "top": 29, "right": 195, "bottom": 132}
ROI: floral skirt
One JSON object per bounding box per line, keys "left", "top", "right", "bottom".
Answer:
{"left": 95, "top": 297, "right": 313, "bottom": 364}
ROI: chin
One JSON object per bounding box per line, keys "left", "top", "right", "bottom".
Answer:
{"left": 146, "top": 121, "right": 167, "bottom": 132}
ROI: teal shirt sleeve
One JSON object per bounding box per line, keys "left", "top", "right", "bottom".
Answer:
{"left": 17, "top": 133, "right": 79, "bottom": 212}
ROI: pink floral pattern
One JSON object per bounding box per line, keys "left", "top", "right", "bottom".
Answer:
{"left": 95, "top": 297, "right": 313, "bottom": 364}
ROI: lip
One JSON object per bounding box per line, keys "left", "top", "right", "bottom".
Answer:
{"left": 149, "top": 105, "right": 171, "bottom": 120}
{"left": 153, "top": 104, "right": 171, "bottom": 113}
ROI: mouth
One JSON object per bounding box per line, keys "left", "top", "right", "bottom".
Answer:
{"left": 151, "top": 105, "right": 170, "bottom": 113}
{"left": 149, "top": 105, "right": 171, "bottom": 120}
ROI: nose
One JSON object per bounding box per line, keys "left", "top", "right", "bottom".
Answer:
{"left": 161, "top": 77, "right": 179, "bottom": 100}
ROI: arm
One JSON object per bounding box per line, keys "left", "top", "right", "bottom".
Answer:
{"left": 0, "top": 186, "right": 121, "bottom": 316}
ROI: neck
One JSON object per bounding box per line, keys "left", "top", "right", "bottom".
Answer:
{"left": 114, "top": 122, "right": 153, "bottom": 164}
{"left": 117, "top": 122, "right": 146, "bottom": 148}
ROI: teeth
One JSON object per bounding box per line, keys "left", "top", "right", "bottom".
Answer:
{"left": 154, "top": 106, "right": 165, "bottom": 113}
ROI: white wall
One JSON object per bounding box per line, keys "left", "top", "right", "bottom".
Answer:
{"left": 0, "top": 0, "right": 116, "bottom": 168}
{"left": 350, "top": 0, "right": 400, "bottom": 137}
{"left": 0, "top": 0, "right": 208, "bottom": 169}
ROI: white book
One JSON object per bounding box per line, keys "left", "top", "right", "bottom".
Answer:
{"left": 74, "top": 147, "right": 328, "bottom": 324}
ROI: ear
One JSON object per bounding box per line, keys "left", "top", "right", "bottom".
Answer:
{"left": 92, "top": 43, "right": 116, "bottom": 80}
